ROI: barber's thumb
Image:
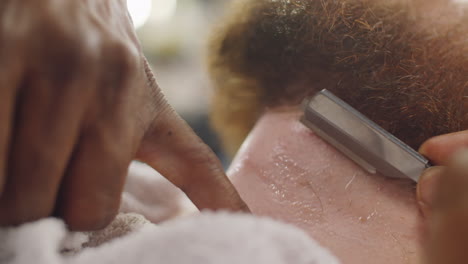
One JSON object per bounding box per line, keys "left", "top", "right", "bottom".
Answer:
{"left": 424, "top": 149, "right": 468, "bottom": 264}
{"left": 417, "top": 166, "right": 445, "bottom": 217}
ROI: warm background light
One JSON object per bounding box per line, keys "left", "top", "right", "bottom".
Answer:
{"left": 127, "top": 0, "right": 153, "bottom": 29}
{"left": 127, "top": 0, "right": 178, "bottom": 29}
{"left": 152, "top": 0, "right": 178, "bottom": 23}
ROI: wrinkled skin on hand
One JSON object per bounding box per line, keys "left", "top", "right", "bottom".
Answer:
{"left": 0, "top": 0, "right": 247, "bottom": 231}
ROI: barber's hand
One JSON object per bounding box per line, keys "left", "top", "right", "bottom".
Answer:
{"left": 422, "top": 149, "right": 468, "bottom": 264}
{"left": 0, "top": 0, "right": 247, "bottom": 230}
{"left": 416, "top": 130, "right": 468, "bottom": 264}
{"left": 416, "top": 130, "right": 468, "bottom": 216}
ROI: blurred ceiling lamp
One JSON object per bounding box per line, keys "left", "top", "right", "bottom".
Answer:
{"left": 152, "top": 0, "right": 178, "bottom": 23}
{"left": 127, "top": 0, "right": 153, "bottom": 29}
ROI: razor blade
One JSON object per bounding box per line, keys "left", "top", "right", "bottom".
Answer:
{"left": 300, "top": 89, "right": 431, "bottom": 182}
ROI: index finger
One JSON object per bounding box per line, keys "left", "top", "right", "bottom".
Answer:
{"left": 138, "top": 107, "right": 249, "bottom": 212}
{"left": 136, "top": 62, "right": 249, "bottom": 212}
{"left": 419, "top": 130, "right": 468, "bottom": 165}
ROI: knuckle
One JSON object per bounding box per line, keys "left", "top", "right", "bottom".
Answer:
{"left": 97, "top": 40, "right": 140, "bottom": 106}
{"left": 104, "top": 41, "right": 139, "bottom": 78}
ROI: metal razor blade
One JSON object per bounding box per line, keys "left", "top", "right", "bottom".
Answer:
{"left": 300, "top": 89, "right": 431, "bottom": 182}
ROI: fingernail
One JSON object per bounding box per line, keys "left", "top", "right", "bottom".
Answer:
{"left": 417, "top": 166, "right": 444, "bottom": 207}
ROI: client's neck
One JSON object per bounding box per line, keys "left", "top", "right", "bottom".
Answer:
{"left": 227, "top": 109, "right": 422, "bottom": 264}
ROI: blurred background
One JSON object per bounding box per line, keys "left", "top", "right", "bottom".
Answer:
{"left": 127, "top": 0, "right": 230, "bottom": 166}
{"left": 126, "top": 0, "right": 468, "bottom": 170}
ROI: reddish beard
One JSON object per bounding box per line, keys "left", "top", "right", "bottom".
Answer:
{"left": 208, "top": 0, "right": 468, "bottom": 155}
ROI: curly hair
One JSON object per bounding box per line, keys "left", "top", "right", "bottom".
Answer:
{"left": 207, "top": 0, "right": 468, "bottom": 155}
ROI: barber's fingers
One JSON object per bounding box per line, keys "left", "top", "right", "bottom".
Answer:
{"left": 0, "top": 54, "right": 22, "bottom": 194}
{"left": 54, "top": 46, "right": 142, "bottom": 231}
{"left": 417, "top": 131, "right": 468, "bottom": 217}
{"left": 424, "top": 150, "right": 468, "bottom": 264}
{"left": 419, "top": 130, "right": 468, "bottom": 165}
{"left": 417, "top": 166, "right": 444, "bottom": 217}
{"left": 0, "top": 69, "right": 87, "bottom": 225}
{"left": 55, "top": 121, "right": 134, "bottom": 231}
{"left": 137, "top": 106, "right": 249, "bottom": 212}
{"left": 0, "top": 86, "right": 12, "bottom": 194}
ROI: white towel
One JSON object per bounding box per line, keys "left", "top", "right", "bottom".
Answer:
{"left": 0, "top": 163, "right": 341, "bottom": 264}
